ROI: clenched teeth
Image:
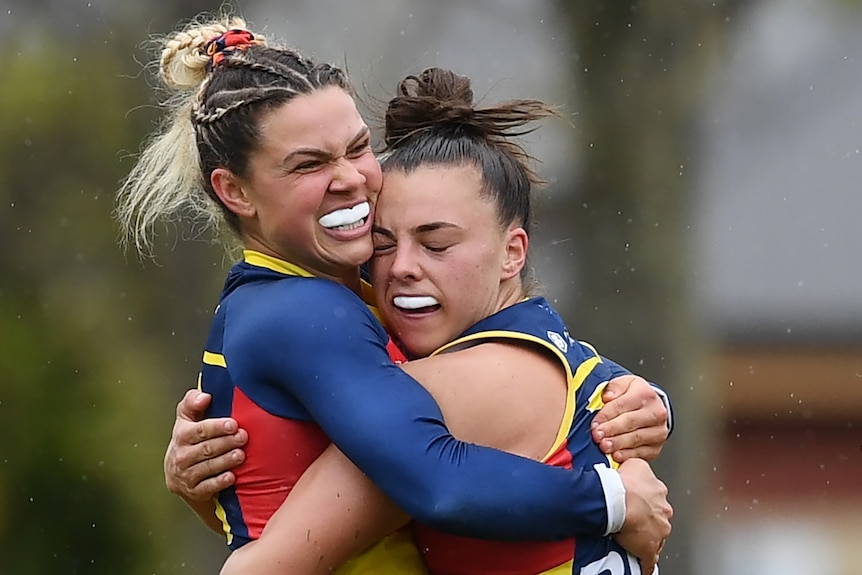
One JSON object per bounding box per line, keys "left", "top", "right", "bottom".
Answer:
{"left": 319, "top": 201, "right": 370, "bottom": 229}
{"left": 393, "top": 296, "right": 440, "bottom": 310}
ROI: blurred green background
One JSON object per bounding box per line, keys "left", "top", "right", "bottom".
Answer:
{"left": 2, "top": 1, "right": 860, "bottom": 574}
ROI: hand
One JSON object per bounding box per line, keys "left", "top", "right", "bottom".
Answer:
{"left": 614, "top": 459, "right": 672, "bottom": 574}
{"left": 591, "top": 375, "right": 669, "bottom": 462}
{"left": 164, "top": 388, "right": 247, "bottom": 502}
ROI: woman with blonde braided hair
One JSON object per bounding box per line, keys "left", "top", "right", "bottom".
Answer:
{"left": 120, "top": 13, "right": 672, "bottom": 575}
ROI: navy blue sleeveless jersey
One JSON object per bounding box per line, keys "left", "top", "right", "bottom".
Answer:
{"left": 414, "top": 297, "right": 655, "bottom": 575}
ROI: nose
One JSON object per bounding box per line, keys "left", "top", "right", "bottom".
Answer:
{"left": 387, "top": 242, "right": 422, "bottom": 282}
{"left": 329, "top": 157, "right": 366, "bottom": 193}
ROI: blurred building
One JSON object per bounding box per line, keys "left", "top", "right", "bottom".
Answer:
{"left": 693, "top": 1, "right": 862, "bottom": 573}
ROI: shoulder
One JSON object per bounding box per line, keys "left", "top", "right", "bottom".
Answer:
{"left": 229, "top": 276, "right": 378, "bottom": 326}
{"left": 409, "top": 340, "right": 565, "bottom": 398}
{"left": 406, "top": 341, "right": 567, "bottom": 460}
{"left": 223, "top": 277, "right": 386, "bottom": 360}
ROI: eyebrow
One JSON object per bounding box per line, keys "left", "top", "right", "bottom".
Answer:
{"left": 415, "top": 222, "right": 461, "bottom": 234}
{"left": 282, "top": 126, "right": 370, "bottom": 164}
{"left": 372, "top": 221, "right": 462, "bottom": 239}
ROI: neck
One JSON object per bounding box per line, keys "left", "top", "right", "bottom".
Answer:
{"left": 495, "top": 278, "right": 527, "bottom": 314}
{"left": 338, "top": 268, "right": 363, "bottom": 295}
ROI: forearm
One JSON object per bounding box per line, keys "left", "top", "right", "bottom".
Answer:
{"left": 370, "top": 441, "right": 621, "bottom": 539}
{"left": 183, "top": 496, "right": 224, "bottom": 536}
{"left": 221, "top": 538, "right": 323, "bottom": 575}
{"left": 221, "top": 445, "right": 411, "bottom": 575}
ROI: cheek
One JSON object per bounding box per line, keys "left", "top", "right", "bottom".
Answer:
{"left": 368, "top": 256, "right": 390, "bottom": 286}
{"left": 285, "top": 177, "right": 329, "bottom": 215}
{"left": 361, "top": 156, "right": 383, "bottom": 193}
{"left": 445, "top": 261, "right": 496, "bottom": 306}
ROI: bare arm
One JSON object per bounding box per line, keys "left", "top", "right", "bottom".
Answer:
{"left": 220, "top": 444, "right": 410, "bottom": 575}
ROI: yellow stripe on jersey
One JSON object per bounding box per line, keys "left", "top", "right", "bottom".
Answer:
{"left": 586, "top": 381, "right": 609, "bottom": 414}
{"left": 585, "top": 381, "right": 619, "bottom": 469}
{"left": 202, "top": 351, "right": 227, "bottom": 368}
{"left": 430, "top": 330, "right": 575, "bottom": 381}
{"left": 244, "top": 250, "right": 387, "bottom": 325}
{"left": 542, "top": 353, "right": 601, "bottom": 462}
{"left": 243, "top": 249, "right": 317, "bottom": 277}
{"left": 537, "top": 558, "right": 574, "bottom": 575}
{"left": 213, "top": 497, "right": 233, "bottom": 546}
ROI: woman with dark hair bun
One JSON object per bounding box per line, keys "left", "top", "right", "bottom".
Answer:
{"left": 122, "top": 10, "right": 671, "bottom": 574}
{"left": 215, "top": 67, "right": 671, "bottom": 575}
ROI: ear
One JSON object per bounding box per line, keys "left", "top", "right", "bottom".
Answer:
{"left": 501, "top": 226, "right": 528, "bottom": 280}
{"left": 211, "top": 168, "right": 256, "bottom": 218}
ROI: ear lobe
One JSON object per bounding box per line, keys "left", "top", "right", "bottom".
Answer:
{"left": 501, "top": 226, "right": 528, "bottom": 280}
{"left": 211, "top": 168, "right": 256, "bottom": 218}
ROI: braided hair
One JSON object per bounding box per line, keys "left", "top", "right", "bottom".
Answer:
{"left": 117, "top": 15, "right": 351, "bottom": 256}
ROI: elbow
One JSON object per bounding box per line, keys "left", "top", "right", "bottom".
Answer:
{"left": 403, "top": 482, "right": 474, "bottom": 532}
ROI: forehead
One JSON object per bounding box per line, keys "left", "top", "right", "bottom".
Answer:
{"left": 256, "top": 86, "right": 365, "bottom": 151}
{"left": 381, "top": 164, "right": 483, "bottom": 205}
{"left": 377, "top": 164, "right": 497, "bottom": 230}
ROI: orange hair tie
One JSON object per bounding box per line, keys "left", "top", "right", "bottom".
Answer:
{"left": 205, "top": 29, "right": 262, "bottom": 70}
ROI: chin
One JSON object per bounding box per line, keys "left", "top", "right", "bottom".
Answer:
{"left": 399, "top": 338, "right": 439, "bottom": 360}
{"left": 339, "top": 244, "right": 374, "bottom": 267}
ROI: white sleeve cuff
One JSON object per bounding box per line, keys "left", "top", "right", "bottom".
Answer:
{"left": 594, "top": 463, "right": 626, "bottom": 535}
{"left": 650, "top": 384, "right": 673, "bottom": 433}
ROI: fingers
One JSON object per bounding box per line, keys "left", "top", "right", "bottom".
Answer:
{"left": 591, "top": 377, "right": 668, "bottom": 453}
{"left": 178, "top": 469, "right": 239, "bottom": 502}
{"left": 590, "top": 378, "right": 636, "bottom": 426}
{"left": 185, "top": 448, "right": 245, "bottom": 493}
{"left": 194, "top": 428, "right": 248, "bottom": 460}
{"left": 615, "top": 459, "right": 673, "bottom": 565}
{"left": 598, "top": 425, "right": 669, "bottom": 462}
{"left": 166, "top": 440, "right": 246, "bottom": 501}
{"left": 197, "top": 417, "right": 240, "bottom": 444}
{"left": 600, "top": 374, "right": 634, "bottom": 402}
{"left": 592, "top": 410, "right": 667, "bottom": 449}
{"left": 176, "top": 388, "right": 212, "bottom": 421}
{"left": 164, "top": 408, "right": 247, "bottom": 502}
{"left": 593, "top": 406, "right": 665, "bottom": 441}
{"left": 608, "top": 445, "right": 662, "bottom": 463}
{"left": 173, "top": 423, "right": 247, "bottom": 474}
{"left": 592, "top": 375, "right": 661, "bottom": 428}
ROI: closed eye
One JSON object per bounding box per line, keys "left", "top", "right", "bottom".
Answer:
{"left": 372, "top": 232, "right": 395, "bottom": 253}
{"left": 373, "top": 243, "right": 395, "bottom": 254}
{"left": 347, "top": 140, "right": 371, "bottom": 157}
{"left": 292, "top": 159, "right": 324, "bottom": 172}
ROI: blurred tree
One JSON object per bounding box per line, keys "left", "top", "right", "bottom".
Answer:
{"left": 0, "top": 24, "right": 228, "bottom": 574}
{"left": 553, "top": 1, "right": 748, "bottom": 573}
